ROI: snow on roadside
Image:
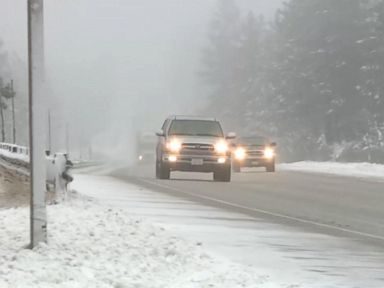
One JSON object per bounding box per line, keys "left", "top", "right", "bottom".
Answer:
{"left": 279, "top": 161, "right": 384, "bottom": 181}
{"left": 0, "top": 194, "right": 277, "bottom": 288}
{"left": 0, "top": 149, "right": 29, "bottom": 163}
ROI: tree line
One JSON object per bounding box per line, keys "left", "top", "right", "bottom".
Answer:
{"left": 201, "top": 0, "right": 384, "bottom": 162}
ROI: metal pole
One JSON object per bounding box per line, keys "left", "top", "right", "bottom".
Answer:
{"left": 65, "top": 123, "right": 69, "bottom": 156}
{"left": 28, "top": 0, "right": 47, "bottom": 247}
{"left": 48, "top": 110, "right": 51, "bottom": 152}
{"left": 0, "top": 79, "right": 5, "bottom": 143}
{"left": 11, "top": 80, "right": 16, "bottom": 144}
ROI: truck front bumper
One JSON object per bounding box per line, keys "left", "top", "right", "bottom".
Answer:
{"left": 163, "top": 154, "right": 230, "bottom": 172}
{"left": 234, "top": 156, "right": 274, "bottom": 168}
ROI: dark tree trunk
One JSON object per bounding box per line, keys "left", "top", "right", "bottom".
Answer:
{"left": 0, "top": 104, "right": 4, "bottom": 142}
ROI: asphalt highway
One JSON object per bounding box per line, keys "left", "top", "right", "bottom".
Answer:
{"left": 82, "top": 162, "right": 384, "bottom": 286}
{"left": 112, "top": 163, "right": 384, "bottom": 247}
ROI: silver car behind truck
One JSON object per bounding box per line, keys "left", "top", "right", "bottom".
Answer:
{"left": 232, "top": 136, "right": 277, "bottom": 172}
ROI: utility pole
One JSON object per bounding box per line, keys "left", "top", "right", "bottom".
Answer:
{"left": 65, "top": 123, "right": 69, "bottom": 156}
{"left": 11, "top": 80, "right": 16, "bottom": 144}
{"left": 48, "top": 110, "right": 51, "bottom": 152}
{"left": 28, "top": 0, "right": 47, "bottom": 247}
{"left": 0, "top": 79, "right": 5, "bottom": 142}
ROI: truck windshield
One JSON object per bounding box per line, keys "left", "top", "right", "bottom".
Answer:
{"left": 168, "top": 120, "right": 224, "bottom": 137}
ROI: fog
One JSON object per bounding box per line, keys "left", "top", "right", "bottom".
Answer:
{"left": 5, "top": 1, "right": 383, "bottom": 163}
{"left": 3, "top": 2, "right": 384, "bottom": 285}
{"left": 0, "top": 0, "right": 282, "bottom": 161}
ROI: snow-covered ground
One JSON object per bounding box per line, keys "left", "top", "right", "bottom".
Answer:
{"left": 0, "top": 190, "right": 278, "bottom": 288}
{"left": 2, "top": 167, "right": 384, "bottom": 287}
{"left": 71, "top": 174, "right": 384, "bottom": 288}
{"left": 0, "top": 148, "right": 29, "bottom": 163}
{"left": 279, "top": 161, "right": 384, "bottom": 181}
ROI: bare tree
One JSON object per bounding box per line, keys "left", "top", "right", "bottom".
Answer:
{"left": 0, "top": 78, "right": 7, "bottom": 142}
{"left": 0, "top": 78, "right": 16, "bottom": 142}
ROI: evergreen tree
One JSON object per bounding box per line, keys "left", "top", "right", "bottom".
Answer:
{"left": 200, "top": 0, "right": 384, "bottom": 161}
{"left": 237, "top": 12, "right": 269, "bottom": 134}
{"left": 273, "top": 1, "right": 368, "bottom": 144}
{"left": 357, "top": 0, "right": 384, "bottom": 152}
{"left": 200, "top": 0, "right": 241, "bottom": 119}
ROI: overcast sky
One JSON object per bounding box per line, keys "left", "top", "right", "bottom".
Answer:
{"left": 0, "top": 0, "right": 282, "bottom": 157}
{"left": 0, "top": 0, "right": 282, "bottom": 57}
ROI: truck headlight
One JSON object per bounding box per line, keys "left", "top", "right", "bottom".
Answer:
{"left": 264, "top": 147, "right": 275, "bottom": 159}
{"left": 214, "top": 141, "right": 228, "bottom": 154}
{"left": 166, "top": 139, "right": 182, "bottom": 153}
{"left": 218, "top": 157, "right": 226, "bottom": 164}
{"left": 169, "top": 155, "right": 177, "bottom": 162}
{"left": 234, "top": 147, "right": 246, "bottom": 160}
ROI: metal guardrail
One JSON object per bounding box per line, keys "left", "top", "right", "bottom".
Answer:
{"left": 0, "top": 142, "right": 29, "bottom": 157}
{"left": 0, "top": 143, "right": 73, "bottom": 200}
{"left": 0, "top": 143, "right": 30, "bottom": 169}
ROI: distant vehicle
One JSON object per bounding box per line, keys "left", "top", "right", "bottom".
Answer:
{"left": 136, "top": 133, "right": 157, "bottom": 164}
{"left": 155, "top": 115, "right": 236, "bottom": 182}
{"left": 232, "top": 136, "right": 277, "bottom": 173}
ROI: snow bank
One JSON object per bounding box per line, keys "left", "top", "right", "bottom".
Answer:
{"left": 279, "top": 161, "right": 384, "bottom": 181}
{"left": 0, "top": 149, "right": 29, "bottom": 163}
{"left": 0, "top": 195, "right": 273, "bottom": 288}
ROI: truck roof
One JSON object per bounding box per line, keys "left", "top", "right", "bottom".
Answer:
{"left": 168, "top": 115, "right": 217, "bottom": 121}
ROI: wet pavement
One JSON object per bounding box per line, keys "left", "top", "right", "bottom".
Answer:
{"left": 73, "top": 173, "right": 384, "bottom": 288}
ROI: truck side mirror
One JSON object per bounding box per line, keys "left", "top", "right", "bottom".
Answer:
{"left": 156, "top": 130, "right": 165, "bottom": 137}
{"left": 226, "top": 132, "right": 236, "bottom": 140}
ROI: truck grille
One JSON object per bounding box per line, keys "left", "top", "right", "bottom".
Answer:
{"left": 182, "top": 143, "right": 214, "bottom": 151}
{"left": 245, "top": 145, "right": 265, "bottom": 157}
{"left": 247, "top": 150, "right": 264, "bottom": 156}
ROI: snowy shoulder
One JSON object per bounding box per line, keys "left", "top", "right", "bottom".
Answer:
{"left": 0, "top": 195, "right": 278, "bottom": 288}
{"left": 279, "top": 161, "right": 384, "bottom": 181}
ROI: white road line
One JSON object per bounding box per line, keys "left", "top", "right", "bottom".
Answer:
{"left": 139, "top": 178, "right": 384, "bottom": 242}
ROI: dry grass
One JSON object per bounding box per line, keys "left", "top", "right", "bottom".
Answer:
{"left": 0, "top": 165, "right": 30, "bottom": 208}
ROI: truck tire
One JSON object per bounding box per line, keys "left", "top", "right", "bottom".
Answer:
{"left": 158, "top": 160, "right": 170, "bottom": 180}
{"left": 266, "top": 162, "right": 275, "bottom": 173}
{"left": 155, "top": 160, "right": 160, "bottom": 179}
{"left": 214, "top": 165, "right": 231, "bottom": 182}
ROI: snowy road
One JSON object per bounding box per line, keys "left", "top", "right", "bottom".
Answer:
{"left": 118, "top": 164, "right": 384, "bottom": 243}
{"left": 73, "top": 163, "right": 384, "bottom": 287}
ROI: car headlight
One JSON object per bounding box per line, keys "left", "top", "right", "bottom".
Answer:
{"left": 234, "top": 147, "right": 246, "bottom": 160}
{"left": 264, "top": 147, "right": 275, "bottom": 159}
{"left": 214, "top": 141, "right": 229, "bottom": 154}
{"left": 166, "top": 139, "right": 182, "bottom": 153}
